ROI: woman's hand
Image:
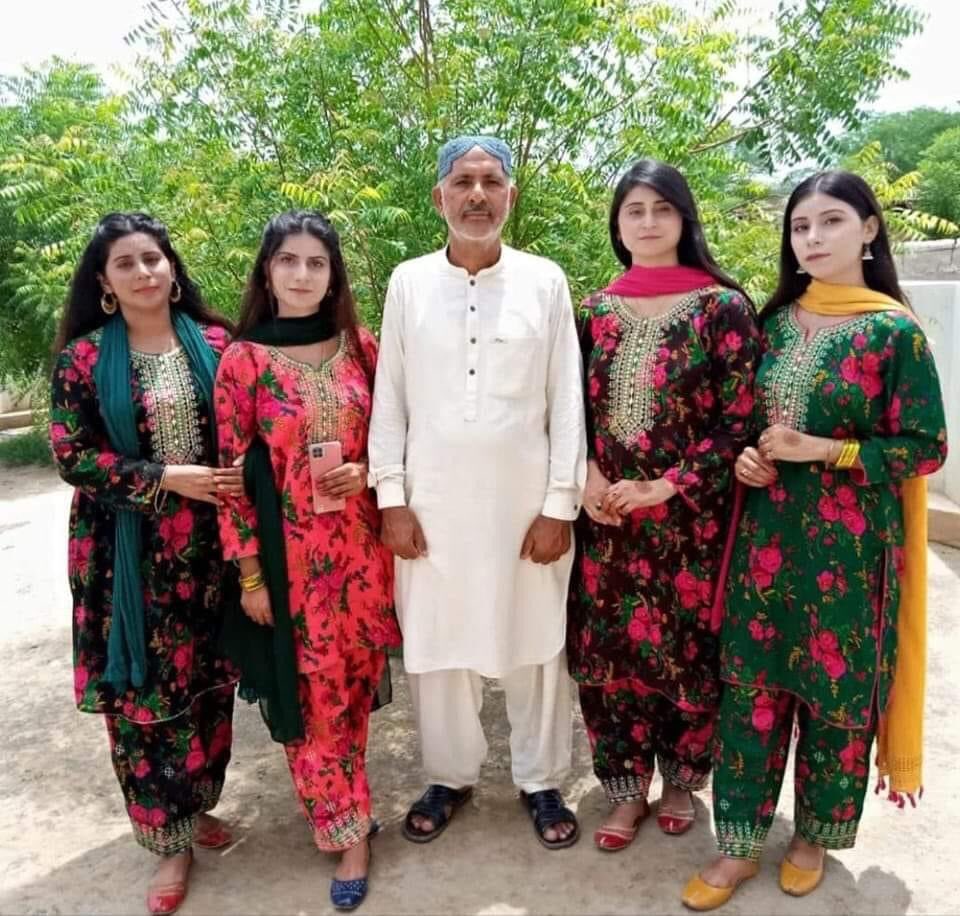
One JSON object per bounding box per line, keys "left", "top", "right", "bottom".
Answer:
{"left": 583, "top": 460, "right": 622, "bottom": 526}
{"left": 601, "top": 477, "right": 676, "bottom": 516}
{"left": 240, "top": 585, "right": 273, "bottom": 627}
{"left": 734, "top": 447, "right": 778, "bottom": 488}
{"left": 162, "top": 455, "right": 245, "bottom": 505}
{"left": 318, "top": 461, "right": 368, "bottom": 499}
{"left": 758, "top": 424, "right": 833, "bottom": 464}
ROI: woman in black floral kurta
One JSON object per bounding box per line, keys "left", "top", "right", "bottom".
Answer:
{"left": 49, "top": 213, "right": 242, "bottom": 915}
{"left": 568, "top": 161, "right": 760, "bottom": 850}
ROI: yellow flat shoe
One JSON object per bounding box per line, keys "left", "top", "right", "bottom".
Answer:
{"left": 681, "top": 863, "right": 759, "bottom": 911}
{"left": 779, "top": 856, "right": 824, "bottom": 896}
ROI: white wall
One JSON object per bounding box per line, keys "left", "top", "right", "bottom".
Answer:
{"left": 905, "top": 281, "right": 960, "bottom": 503}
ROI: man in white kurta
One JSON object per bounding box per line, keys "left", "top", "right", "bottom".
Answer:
{"left": 369, "top": 135, "right": 586, "bottom": 846}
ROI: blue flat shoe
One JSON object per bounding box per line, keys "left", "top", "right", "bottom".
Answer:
{"left": 330, "top": 821, "right": 379, "bottom": 911}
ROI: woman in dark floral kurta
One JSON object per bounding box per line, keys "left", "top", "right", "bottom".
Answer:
{"left": 683, "top": 174, "right": 947, "bottom": 910}
{"left": 50, "top": 213, "right": 241, "bottom": 916}
{"left": 568, "top": 160, "right": 760, "bottom": 850}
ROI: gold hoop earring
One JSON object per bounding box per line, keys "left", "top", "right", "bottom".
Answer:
{"left": 170, "top": 279, "right": 182, "bottom": 303}
{"left": 861, "top": 243, "right": 874, "bottom": 262}
{"left": 100, "top": 292, "right": 118, "bottom": 315}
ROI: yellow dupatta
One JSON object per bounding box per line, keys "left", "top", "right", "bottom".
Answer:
{"left": 796, "top": 278, "right": 925, "bottom": 800}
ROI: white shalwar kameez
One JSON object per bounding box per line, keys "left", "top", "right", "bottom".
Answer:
{"left": 369, "top": 245, "right": 586, "bottom": 791}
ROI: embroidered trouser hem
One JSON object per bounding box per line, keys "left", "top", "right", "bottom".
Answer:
{"left": 106, "top": 685, "right": 234, "bottom": 857}
{"left": 711, "top": 683, "right": 874, "bottom": 859}
{"left": 579, "top": 679, "right": 715, "bottom": 804}
{"left": 285, "top": 650, "right": 386, "bottom": 852}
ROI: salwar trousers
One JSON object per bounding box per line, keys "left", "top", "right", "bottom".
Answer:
{"left": 106, "top": 684, "right": 235, "bottom": 856}
{"left": 283, "top": 648, "right": 385, "bottom": 851}
{"left": 712, "top": 683, "right": 876, "bottom": 859}
{"left": 579, "top": 678, "right": 715, "bottom": 804}
{"left": 407, "top": 651, "right": 572, "bottom": 793}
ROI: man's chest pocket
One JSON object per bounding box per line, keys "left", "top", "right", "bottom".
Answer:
{"left": 485, "top": 335, "right": 541, "bottom": 399}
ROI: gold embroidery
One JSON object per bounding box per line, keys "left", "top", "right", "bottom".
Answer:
{"left": 268, "top": 334, "right": 346, "bottom": 441}
{"left": 759, "top": 308, "right": 876, "bottom": 430}
{"left": 130, "top": 347, "right": 204, "bottom": 463}
{"left": 606, "top": 289, "right": 707, "bottom": 445}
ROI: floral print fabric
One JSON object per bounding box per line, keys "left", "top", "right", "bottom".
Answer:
{"left": 579, "top": 679, "right": 715, "bottom": 804}
{"left": 214, "top": 329, "right": 401, "bottom": 673}
{"left": 567, "top": 287, "right": 761, "bottom": 712}
{"left": 50, "top": 324, "right": 239, "bottom": 722}
{"left": 712, "top": 684, "right": 874, "bottom": 859}
{"left": 284, "top": 649, "right": 386, "bottom": 850}
{"left": 106, "top": 685, "right": 234, "bottom": 855}
{"left": 720, "top": 307, "right": 947, "bottom": 727}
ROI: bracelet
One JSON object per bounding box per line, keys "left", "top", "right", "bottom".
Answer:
{"left": 153, "top": 465, "right": 170, "bottom": 514}
{"left": 239, "top": 571, "right": 265, "bottom": 592}
{"left": 833, "top": 439, "right": 861, "bottom": 470}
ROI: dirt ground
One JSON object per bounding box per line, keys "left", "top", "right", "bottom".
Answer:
{"left": 2, "top": 465, "right": 959, "bottom": 915}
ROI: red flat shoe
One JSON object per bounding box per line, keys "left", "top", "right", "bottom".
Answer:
{"left": 147, "top": 851, "right": 192, "bottom": 915}
{"left": 593, "top": 801, "right": 649, "bottom": 851}
{"left": 195, "top": 820, "right": 233, "bottom": 849}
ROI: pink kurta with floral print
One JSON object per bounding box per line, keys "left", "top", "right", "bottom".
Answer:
{"left": 214, "top": 329, "right": 401, "bottom": 673}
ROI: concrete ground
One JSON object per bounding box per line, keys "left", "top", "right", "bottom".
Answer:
{"left": 2, "top": 465, "right": 959, "bottom": 916}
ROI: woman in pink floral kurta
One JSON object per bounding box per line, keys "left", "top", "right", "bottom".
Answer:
{"left": 215, "top": 213, "right": 400, "bottom": 896}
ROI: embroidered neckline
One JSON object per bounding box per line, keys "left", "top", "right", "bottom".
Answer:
{"left": 759, "top": 307, "right": 877, "bottom": 430}
{"left": 268, "top": 334, "right": 345, "bottom": 442}
{"left": 604, "top": 288, "right": 708, "bottom": 445}
{"left": 130, "top": 346, "right": 203, "bottom": 463}
{"left": 266, "top": 333, "right": 345, "bottom": 373}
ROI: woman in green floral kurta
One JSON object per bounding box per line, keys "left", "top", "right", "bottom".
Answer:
{"left": 683, "top": 172, "right": 947, "bottom": 911}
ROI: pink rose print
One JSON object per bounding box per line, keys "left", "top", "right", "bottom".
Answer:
{"left": 840, "top": 356, "right": 861, "bottom": 384}
{"left": 129, "top": 803, "right": 150, "bottom": 825}
{"left": 816, "top": 571, "right": 835, "bottom": 593}
{"left": 818, "top": 495, "right": 840, "bottom": 522}
{"left": 148, "top": 808, "right": 168, "bottom": 828}
{"left": 581, "top": 556, "right": 601, "bottom": 597}
{"left": 838, "top": 738, "right": 867, "bottom": 776}
{"left": 134, "top": 759, "right": 151, "bottom": 779}
{"left": 840, "top": 508, "right": 867, "bottom": 536}
{"left": 752, "top": 693, "right": 776, "bottom": 732}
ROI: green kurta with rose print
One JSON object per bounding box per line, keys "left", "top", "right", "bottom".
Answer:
{"left": 721, "top": 306, "right": 946, "bottom": 728}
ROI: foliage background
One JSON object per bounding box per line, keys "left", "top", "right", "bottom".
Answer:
{"left": 2, "top": 0, "right": 956, "bottom": 384}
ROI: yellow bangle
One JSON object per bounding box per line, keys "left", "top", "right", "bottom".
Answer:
{"left": 239, "top": 571, "right": 265, "bottom": 592}
{"left": 835, "top": 439, "right": 860, "bottom": 470}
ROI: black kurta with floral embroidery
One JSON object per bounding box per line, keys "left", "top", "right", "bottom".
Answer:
{"left": 567, "top": 286, "right": 760, "bottom": 712}
{"left": 50, "top": 323, "right": 238, "bottom": 723}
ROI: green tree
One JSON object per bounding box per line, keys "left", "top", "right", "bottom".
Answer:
{"left": 0, "top": 0, "right": 925, "bottom": 379}
{"left": 917, "top": 127, "right": 960, "bottom": 226}
{"left": 836, "top": 107, "right": 960, "bottom": 175}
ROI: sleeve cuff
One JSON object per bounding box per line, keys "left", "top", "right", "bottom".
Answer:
{"left": 375, "top": 478, "right": 407, "bottom": 509}
{"left": 224, "top": 541, "right": 261, "bottom": 562}
{"left": 542, "top": 491, "right": 581, "bottom": 521}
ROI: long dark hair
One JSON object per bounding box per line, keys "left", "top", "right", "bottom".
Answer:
{"left": 236, "top": 210, "right": 371, "bottom": 382}
{"left": 53, "top": 212, "right": 231, "bottom": 354}
{"left": 762, "top": 170, "right": 907, "bottom": 324}
{"left": 609, "top": 159, "right": 749, "bottom": 299}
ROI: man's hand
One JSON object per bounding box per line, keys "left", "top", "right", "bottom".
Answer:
{"left": 381, "top": 506, "right": 428, "bottom": 559}
{"left": 520, "top": 515, "right": 571, "bottom": 564}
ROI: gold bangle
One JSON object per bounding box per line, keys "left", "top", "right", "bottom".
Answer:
{"left": 835, "top": 439, "right": 860, "bottom": 470}
{"left": 239, "top": 571, "right": 265, "bottom": 592}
